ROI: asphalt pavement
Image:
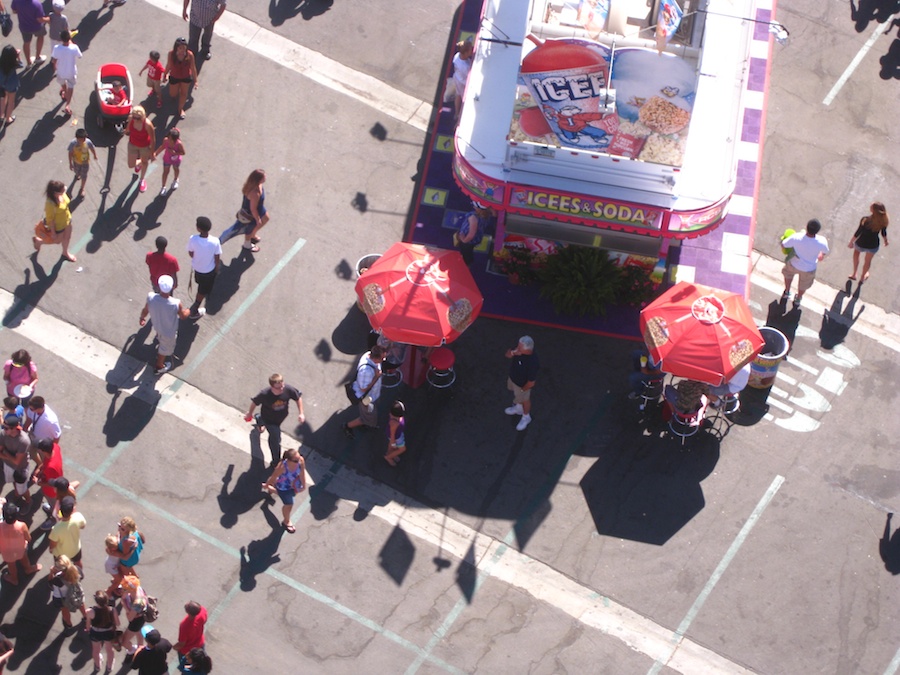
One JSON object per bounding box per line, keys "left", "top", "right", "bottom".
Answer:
{"left": 0, "top": 0, "right": 897, "bottom": 673}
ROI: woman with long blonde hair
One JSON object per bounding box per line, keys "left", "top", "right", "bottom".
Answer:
{"left": 848, "top": 201, "right": 889, "bottom": 282}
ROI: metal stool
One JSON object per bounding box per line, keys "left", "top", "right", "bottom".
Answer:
{"left": 426, "top": 347, "right": 456, "bottom": 388}
{"left": 381, "top": 365, "right": 403, "bottom": 389}
{"left": 667, "top": 396, "right": 709, "bottom": 445}
{"left": 720, "top": 392, "right": 740, "bottom": 415}
{"left": 638, "top": 378, "right": 664, "bottom": 411}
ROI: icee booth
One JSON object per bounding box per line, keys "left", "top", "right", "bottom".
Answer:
{"left": 453, "top": 0, "right": 759, "bottom": 276}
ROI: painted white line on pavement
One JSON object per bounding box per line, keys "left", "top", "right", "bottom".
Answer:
{"left": 0, "top": 288, "right": 749, "bottom": 674}
{"left": 144, "top": 0, "right": 432, "bottom": 132}
{"left": 750, "top": 251, "right": 900, "bottom": 354}
{"left": 648, "top": 475, "right": 785, "bottom": 675}
{"left": 823, "top": 15, "right": 900, "bottom": 106}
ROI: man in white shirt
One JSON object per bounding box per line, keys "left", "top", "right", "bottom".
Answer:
{"left": 23, "top": 396, "right": 61, "bottom": 442}
{"left": 187, "top": 216, "right": 221, "bottom": 319}
{"left": 50, "top": 29, "right": 81, "bottom": 116}
{"left": 781, "top": 219, "right": 829, "bottom": 309}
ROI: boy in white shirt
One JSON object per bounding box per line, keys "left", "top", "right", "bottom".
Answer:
{"left": 781, "top": 218, "right": 830, "bottom": 308}
{"left": 50, "top": 29, "right": 81, "bottom": 116}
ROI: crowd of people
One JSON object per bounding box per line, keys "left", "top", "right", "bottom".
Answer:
{"left": 0, "top": 0, "right": 237, "bottom": 670}
{"left": 0, "top": 348, "right": 215, "bottom": 673}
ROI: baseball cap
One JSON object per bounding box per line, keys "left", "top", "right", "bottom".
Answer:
{"left": 59, "top": 496, "right": 76, "bottom": 516}
{"left": 157, "top": 275, "right": 174, "bottom": 293}
{"left": 52, "top": 0, "right": 65, "bottom": 9}
{"left": 2, "top": 413, "right": 20, "bottom": 428}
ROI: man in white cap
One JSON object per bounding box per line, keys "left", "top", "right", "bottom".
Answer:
{"left": 139, "top": 275, "right": 189, "bottom": 375}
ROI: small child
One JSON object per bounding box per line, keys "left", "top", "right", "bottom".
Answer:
{"left": 68, "top": 128, "right": 98, "bottom": 198}
{"left": 139, "top": 50, "right": 165, "bottom": 108}
{"left": 108, "top": 80, "right": 128, "bottom": 106}
{"left": 104, "top": 534, "right": 120, "bottom": 578}
{"left": 384, "top": 400, "right": 407, "bottom": 466}
{"left": 47, "top": 0, "right": 69, "bottom": 54}
{"left": 2, "top": 396, "right": 24, "bottom": 426}
{"left": 154, "top": 127, "right": 185, "bottom": 196}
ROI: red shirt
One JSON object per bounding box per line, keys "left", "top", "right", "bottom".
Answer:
{"left": 177, "top": 606, "right": 207, "bottom": 655}
{"left": 146, "top": 251, "right": 180, "bottom": 286}
{"left": 39, "top": 442, "right": 63, "bottom": 499}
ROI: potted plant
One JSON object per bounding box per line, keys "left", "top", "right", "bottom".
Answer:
{"left": 538, "top": 246, "right": 656, "bottom": 316}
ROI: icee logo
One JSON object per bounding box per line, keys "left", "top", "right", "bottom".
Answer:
{"left": 528, "top": 71, "right": 607, "bottom": 102}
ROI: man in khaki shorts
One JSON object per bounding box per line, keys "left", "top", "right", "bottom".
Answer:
{"left": 781, "top": 218, "right": 830, "bottom": 309}
{"left": 504, "top": 336, "right": 539, "bottom": 431}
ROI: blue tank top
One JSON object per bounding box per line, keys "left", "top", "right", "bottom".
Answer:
{"left": 275, "top": 459, "right": 303, "bottom": 491}
{"left": 241, "top": 187, "right": 266, "bottom": 218}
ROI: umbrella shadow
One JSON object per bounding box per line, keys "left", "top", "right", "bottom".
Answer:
{"left": 331, "top": 303, "right": 374, "bottom": 356}
{"left": 580, "top": 429, "right": 720, "bottom": 545}
{"left": 819, "top": 282, "right": 864, "bottom": 349}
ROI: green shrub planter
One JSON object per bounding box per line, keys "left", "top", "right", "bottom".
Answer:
{"left": 539, "top": 246, "right": 656, "bottom": 317}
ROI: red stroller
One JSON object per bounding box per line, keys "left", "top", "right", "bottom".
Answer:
{"left": 94, "top": 62, "right": 133, "bottom": 132}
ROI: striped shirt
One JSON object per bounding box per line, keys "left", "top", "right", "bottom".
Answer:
{"left": 187, "top": 0, "right": 225, "bottom": 28}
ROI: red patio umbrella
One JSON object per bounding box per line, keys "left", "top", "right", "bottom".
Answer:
{"left": 355, "top": 243, "right": 483, "bottom": 347}
{"left": 639, "top": 282, "right": 764, "bottom": 386}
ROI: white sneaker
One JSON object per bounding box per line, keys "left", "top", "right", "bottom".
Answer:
{"left": 516, "top": 414, "right": 532, "bottom": 431}
{"left": 505, "top": 404, "right": 523, "bottom": 416}
{"left": 159, "top": 186, "right": 168, "bottom": 196}
{"left": 171, "top": 180, "right": 179, "bottom": 191}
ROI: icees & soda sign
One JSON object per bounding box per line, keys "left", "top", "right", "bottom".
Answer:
{"left": 510, "top": 189, "right": 661, "bottom": 229}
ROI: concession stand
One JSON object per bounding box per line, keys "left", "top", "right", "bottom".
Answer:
{"left": 453, "top": 0, "right": 756, "bottom": 275}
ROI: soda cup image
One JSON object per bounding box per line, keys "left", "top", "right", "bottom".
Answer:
{"left": 520, "top": 37, "right": 614, "bottom": 150}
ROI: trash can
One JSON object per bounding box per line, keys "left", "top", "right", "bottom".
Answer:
{"left": 356, "top": 254, "right": 381, "bottom": 278}
{"left": 747, "top": 326, "right": 789, "bottom": 389}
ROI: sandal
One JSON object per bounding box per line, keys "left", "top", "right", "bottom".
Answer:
{"left": 242, "top": 242, "right": 260, "bottom": 253}
{"left": 283, "top": 523, "right": 296, "bottom": 534}
{"left": 251, "top": 236, "right": 261, "bottom": 244}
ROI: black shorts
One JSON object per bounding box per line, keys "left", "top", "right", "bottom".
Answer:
{"left": 127, "top": 615, "right": 145, "bottom": 632}
{"left": 168, "top": 77, "right": 193, "bottom": 85}
{"left": 194, "top": 270, "right": 217, "bottom": 296}
{"left": 90, "top": 627, "right": 115, "bottom": 643}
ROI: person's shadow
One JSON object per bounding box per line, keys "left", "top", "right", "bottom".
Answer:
{"left": 132, "top": 192, "right": 172, "bottom": 241}
{"left": 203, "top": 248, "right": 255, "bottom": 315}
{"left": 819, "top": 283, "right": 864, "bottom": 349}
{"left": 880, "top": 513, "right": 900, "bottom": 574}
{"left": 238, "top": 506, "right": 285, "bottom": 591}
{"left": 70, "top": 6, "right": 116, "bottom": 53}
{"left": 217, "top": 434, "right": 272, "bottom": 529}
{"left": 84, "top": 182, "right": 140, "bottom": 253}
{"left": 881, "top": 33, "right": 900, "bottom": 79}
{"left": 19, "top": 104, "right": 69, "bottom": 161}
{"left": 269, "top": 0, "right": 334, "bottom": 25}
{"left": 2, "top": 256, "right": 65, "bottom": 328}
